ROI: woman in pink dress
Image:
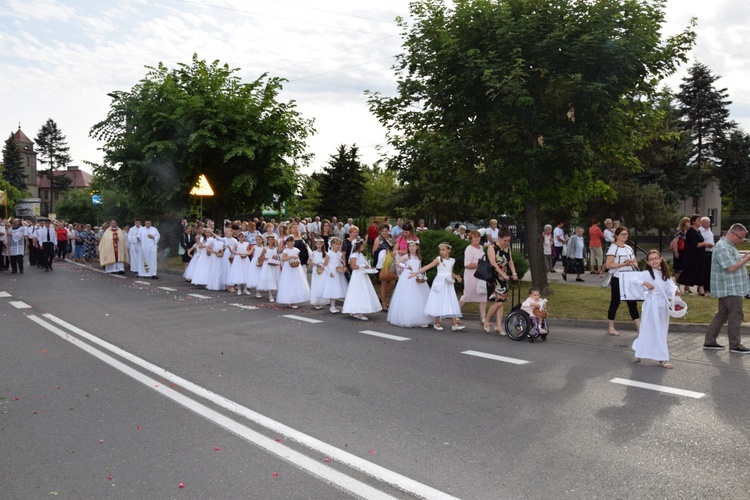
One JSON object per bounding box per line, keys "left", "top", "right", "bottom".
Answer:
{"left": 459, "top": 230, "right": 487, "bottom": 325}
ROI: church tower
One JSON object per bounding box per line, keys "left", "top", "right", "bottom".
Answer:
{"left": 12, "top": 126, "right": 39, "bottom": 197}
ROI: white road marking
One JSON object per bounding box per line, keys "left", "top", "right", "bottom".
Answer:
{"left": 9, "top": 301, "right": 31, "bottom": 309}
{"left": 133, "top": 280, "right": 152, "bottom": 285}
{"left": 0, "top": 291, "right": 12, "bottom": 297}
{"left": 283, "top": 314, "right": 323, "bottom": 324}
{"left": 39, "top": 313, "right": 458, "bottom": 500}
{"left": 610, "top": 378, "right": 705, "bottom": 399}
{"left": 359, "top": 330, "right": 411, "bottom": 342}
{"left": 27, "top": 315, "right": 400, "bottom": 500}
{"left": 231, "top": 303, "right": 259, "bottom": 310}
{"left": 187, "top": 293, "right": 211, "bottom": 299}
{"left": 157, "top": 287, "right": 177, "bottom": 292}
{"left": 462, "top": 350, "right": 530, "bottom": 365}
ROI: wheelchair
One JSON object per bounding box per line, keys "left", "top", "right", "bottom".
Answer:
{"left": 504, "top": 282, "right": 549, "bottom": 343}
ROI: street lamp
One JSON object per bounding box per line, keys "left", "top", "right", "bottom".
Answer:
{"left": 189, "top": 174, "right": 214, "bottom": 221}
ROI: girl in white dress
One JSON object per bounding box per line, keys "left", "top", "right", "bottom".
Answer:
{"left": 190, "top": 230, "right": 213, "bottom": 286}
{"left": 342, "top": 239, "right": 382, "bottom": 320}
{"left": 409, "top": 242, "right": 465, "bottom": 331}
{"left": 322, "top": 237, "right": 348, "bottom": 313}
{"left": 228, "top": 232, "right": 252, "bottom": 295}
{"left": 631, "top": 250, "right": 678, "bottom": 369}
{"left": 256, "top": 234, "right": 281, "bottom": 302}
{"left": 309, "top": 238, "right": 327, "bottom": 309}
{"left": 277, "top": 235, "right": 310, "bottom": 308}
{"left": 206, "top": 232, "right": 227, "bottom": 291}
{"left": 246, "top": 234, "right": 263, "bottom": 297}
{"left": 388, "top": 240, "right": 431, "bottom": 328}
{"left": 183, "top": 228, "right": 209, "bottom": 282}
{"left": 221, "top": 228, "right": 238, "bottom": 293}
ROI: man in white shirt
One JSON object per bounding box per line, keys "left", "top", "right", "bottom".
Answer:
{"left": 551, "top": 220, "right": 567, "bottom": 271}
{"left": 700, "top": 216, "right": 716, "bottom": 294}
{"left": 26, "top": 220, "right": 40, "bottom": 267}
{"left": 343, "top": 218, "right": 353, "bottom": 237}
{"left": 138, "top": 219, "right": 160, "bottom": 278}
{"left": 309, "top": 216, "right": 321, "bottom": 240}
{"left": 34, "top": 220, "right": 57, "bottom": 271}
{"left": 7, "top": 219, "right": 27, "bottom": 273}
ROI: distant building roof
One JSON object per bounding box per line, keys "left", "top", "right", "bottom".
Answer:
{"left": 12, "top": 127, "right": 33, "bottom": 144}
{"left": 37, "top": 166, "right": 93, "bottom": 189}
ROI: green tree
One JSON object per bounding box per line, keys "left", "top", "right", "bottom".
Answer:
{"left": 367, "top": 0, "right": 695, "bottom": 293}
{"left": 676, "top": 62, "right": 735, "bottom": 209}
{"left": 0, "top": 179, "right": 24, "bottom": 216}
{"left": 2, "top": 133, "right": 28, "bottom": 190}
{"left": 716, "top": 130, "right": 750, "bottom": 217}
{"left": 316, "top": 144, "right": 366, "bottom": 219}
{"left": 90, "top": 55, "right": 314, "bottom": 221}
{"left": 362, "top": 164, "right": 401, "bottom": 216}
{"left": 35, "top": 118, "right": 72, "bottom": 214}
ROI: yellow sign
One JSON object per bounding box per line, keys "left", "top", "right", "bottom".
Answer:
{"left": 0, "top": 190, "right": 6, "bottom": 204}
{"left": 190, "top": 174, "right": 214, "bottom": 196}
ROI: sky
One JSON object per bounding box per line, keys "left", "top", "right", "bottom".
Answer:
{"left": 2, "top": 0, "right": 749, "bottom": 177}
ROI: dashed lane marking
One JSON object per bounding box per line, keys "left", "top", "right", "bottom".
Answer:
{"left": 0, "top": 291, "right": 12, "bottom": 297}
{"left": 610, "top": 378, "right": 705, "bottom": 399}
{"left": 187, "top": 293, "right": 211, "bottom": 299}
{"left": 231, "top": 303, "right": 259, "bottom": 310}
{"left": 282, "top": 314, "right": 323, "bottom": 324}
{"left": 133, "top": 280, "right": 152, "bottom": 285}
{"left": 359, "top": 330, "right": 411, "bottom": 341}
{"left": 9, "top": 301, "right": 32, "bottom": 309}
{"left": 157, "top": 287, "right": 178, "bottom": 291}
{"left": 462, "top": 350, "right": 530, "bottom": 365}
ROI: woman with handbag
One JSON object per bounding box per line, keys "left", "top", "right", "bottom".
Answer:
{"left": 483, "top": 227, "right": 518, "bottom": 335}
{"left": 373, "top": 224, "right": 396, "bottom": 311}
{"left": 605, "top": 226, "right": 641, "bottom": 336}
{"left": 459, "top": 230, "right": 487, "bottom": 326}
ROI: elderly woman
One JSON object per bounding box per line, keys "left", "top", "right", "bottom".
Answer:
{"left": 81, "top": 224, "right": 97, "bottom": 265}
{"left": 486, "top": 219, "right": 499, "bottom": 245}
{"left": 677, "top": 214, "right": 711, "bottom": 296}
{"left": 542, "top": 224, "right": 554, "bottom": 273}
{"left": 459, "top": 230, "right": 487, "bottom": 325}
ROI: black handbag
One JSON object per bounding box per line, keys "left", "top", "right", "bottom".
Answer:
{"left": 474, "top": 254, "right": 496, "bottom": 282}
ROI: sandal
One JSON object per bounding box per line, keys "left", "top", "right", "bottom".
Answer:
{"left": 659, "top": 361, "right": 674, "bottom": 369}
{"left": 607, "top": 329, "right": 620, "bottom": 336}
{"left": 494, "top": 328, "right": 507, "bottom": 336}
{"left": 482, "top": 322, "right": 491, "bottom": 334}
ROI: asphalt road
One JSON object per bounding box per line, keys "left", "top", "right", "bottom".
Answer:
{"left": 1, "top": 260, "right": 748, "bottom": 499}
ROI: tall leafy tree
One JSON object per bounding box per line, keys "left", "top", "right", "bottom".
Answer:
{"left": 676, "top": 62, "right": 735, "bottom": 209}
{"left": 35, "top": 118, "right": 71, "bottom": 213}
{"left": 368, "top": 0, "right": 695, "bottom": 292}
{"left": 716, "top": 130, "right": 750, "bottom": 216}
{"left": 316, "top": 144, "right": 366, "bottom": 219}
{"left": 90, "top": 55, "right": 314, "bottom": 221}
{"left": 2, "top": 133, "right": 28, "bottom": 190}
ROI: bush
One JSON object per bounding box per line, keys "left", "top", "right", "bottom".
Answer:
{"left": 512, "top": 251, "right": 529, "bottom": 279}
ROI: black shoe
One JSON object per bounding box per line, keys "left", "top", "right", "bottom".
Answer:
{"left": 49, "top": 267, "right": 53, "bottom": 271}
{"left": 729, "top": 345, "right": 750, "bottom": 354}
{"left": 117, "top": 271, "right": 125, "bottom": 275}
{"left": 703, "top": 343, "right": 725, "bottom": 350}
{"left": 11, "top": 270, "right": 17, "bottom": 274}
{"left": 549, "top": 269, "right": 557, "bottom": 273}
{"left": 152, "top": 276, "right": 159, "bottom": 279}
{"left": 576, "top": 278, "right": 585, "bottom": 282}
{"left": 562, "top": 273, "right": 567, "bottom": 281}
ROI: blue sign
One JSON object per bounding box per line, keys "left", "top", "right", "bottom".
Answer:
{"left": 92, "top": 194, "right": 102, "bottom": 205}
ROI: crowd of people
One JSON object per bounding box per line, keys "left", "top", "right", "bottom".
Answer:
{"left": 3, "top": 213, "right": 749, "bottom": 361}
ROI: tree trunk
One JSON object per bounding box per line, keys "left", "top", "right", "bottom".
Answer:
{"left": 524, "top": 199, "right": 552, "bottom": 295}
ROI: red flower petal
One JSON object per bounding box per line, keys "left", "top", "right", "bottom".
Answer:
{"left": 214, "top": 447, "right": 220, "bottom": 451}
{"left": 178, "top": 482, "right": 185, "bottom": 488}
{"left": 272, "top": 472, "right": 278, "bottom": 477}
{"left": 369, "top": 449, "right": 375, "bottom": 454}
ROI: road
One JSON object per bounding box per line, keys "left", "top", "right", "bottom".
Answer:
{"left": 1, "top": 260, "right": 748, "bottom": 499}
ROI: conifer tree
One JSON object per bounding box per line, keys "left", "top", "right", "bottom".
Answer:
{"left": 2, "top": 133, "right": 27, "bottom": 190}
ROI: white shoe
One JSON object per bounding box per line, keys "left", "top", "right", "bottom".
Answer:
{"left": 269, "top": 297, "right": 275, "bottom": 303}
{"left": 290, "top": 305, "right": 298, "bottom": 309}
{"left": 314, "top": 305, "right": 323, "bottom": 310}
{"left": 433, "top": 324, "right": 444, "bottom": 331}
{"left": 451, "top": 324, "right": 465, "bottom": 331}
{"left": 245, "top": 290, "right": 252, "bottom": 295}
{"left": 420, "top": 324, "right": 429, "bottom": 328}
{"left": 255, "top": 293, "right": 262, "bottom": 298}
{"left": 357, "top": 315, "right": 369, "bottom": 321}
{"left": 236, "top": 290, "right": 242, "bottom": 296}
{"left": 330, "top": 308, "right": 340, "bottom": 314}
